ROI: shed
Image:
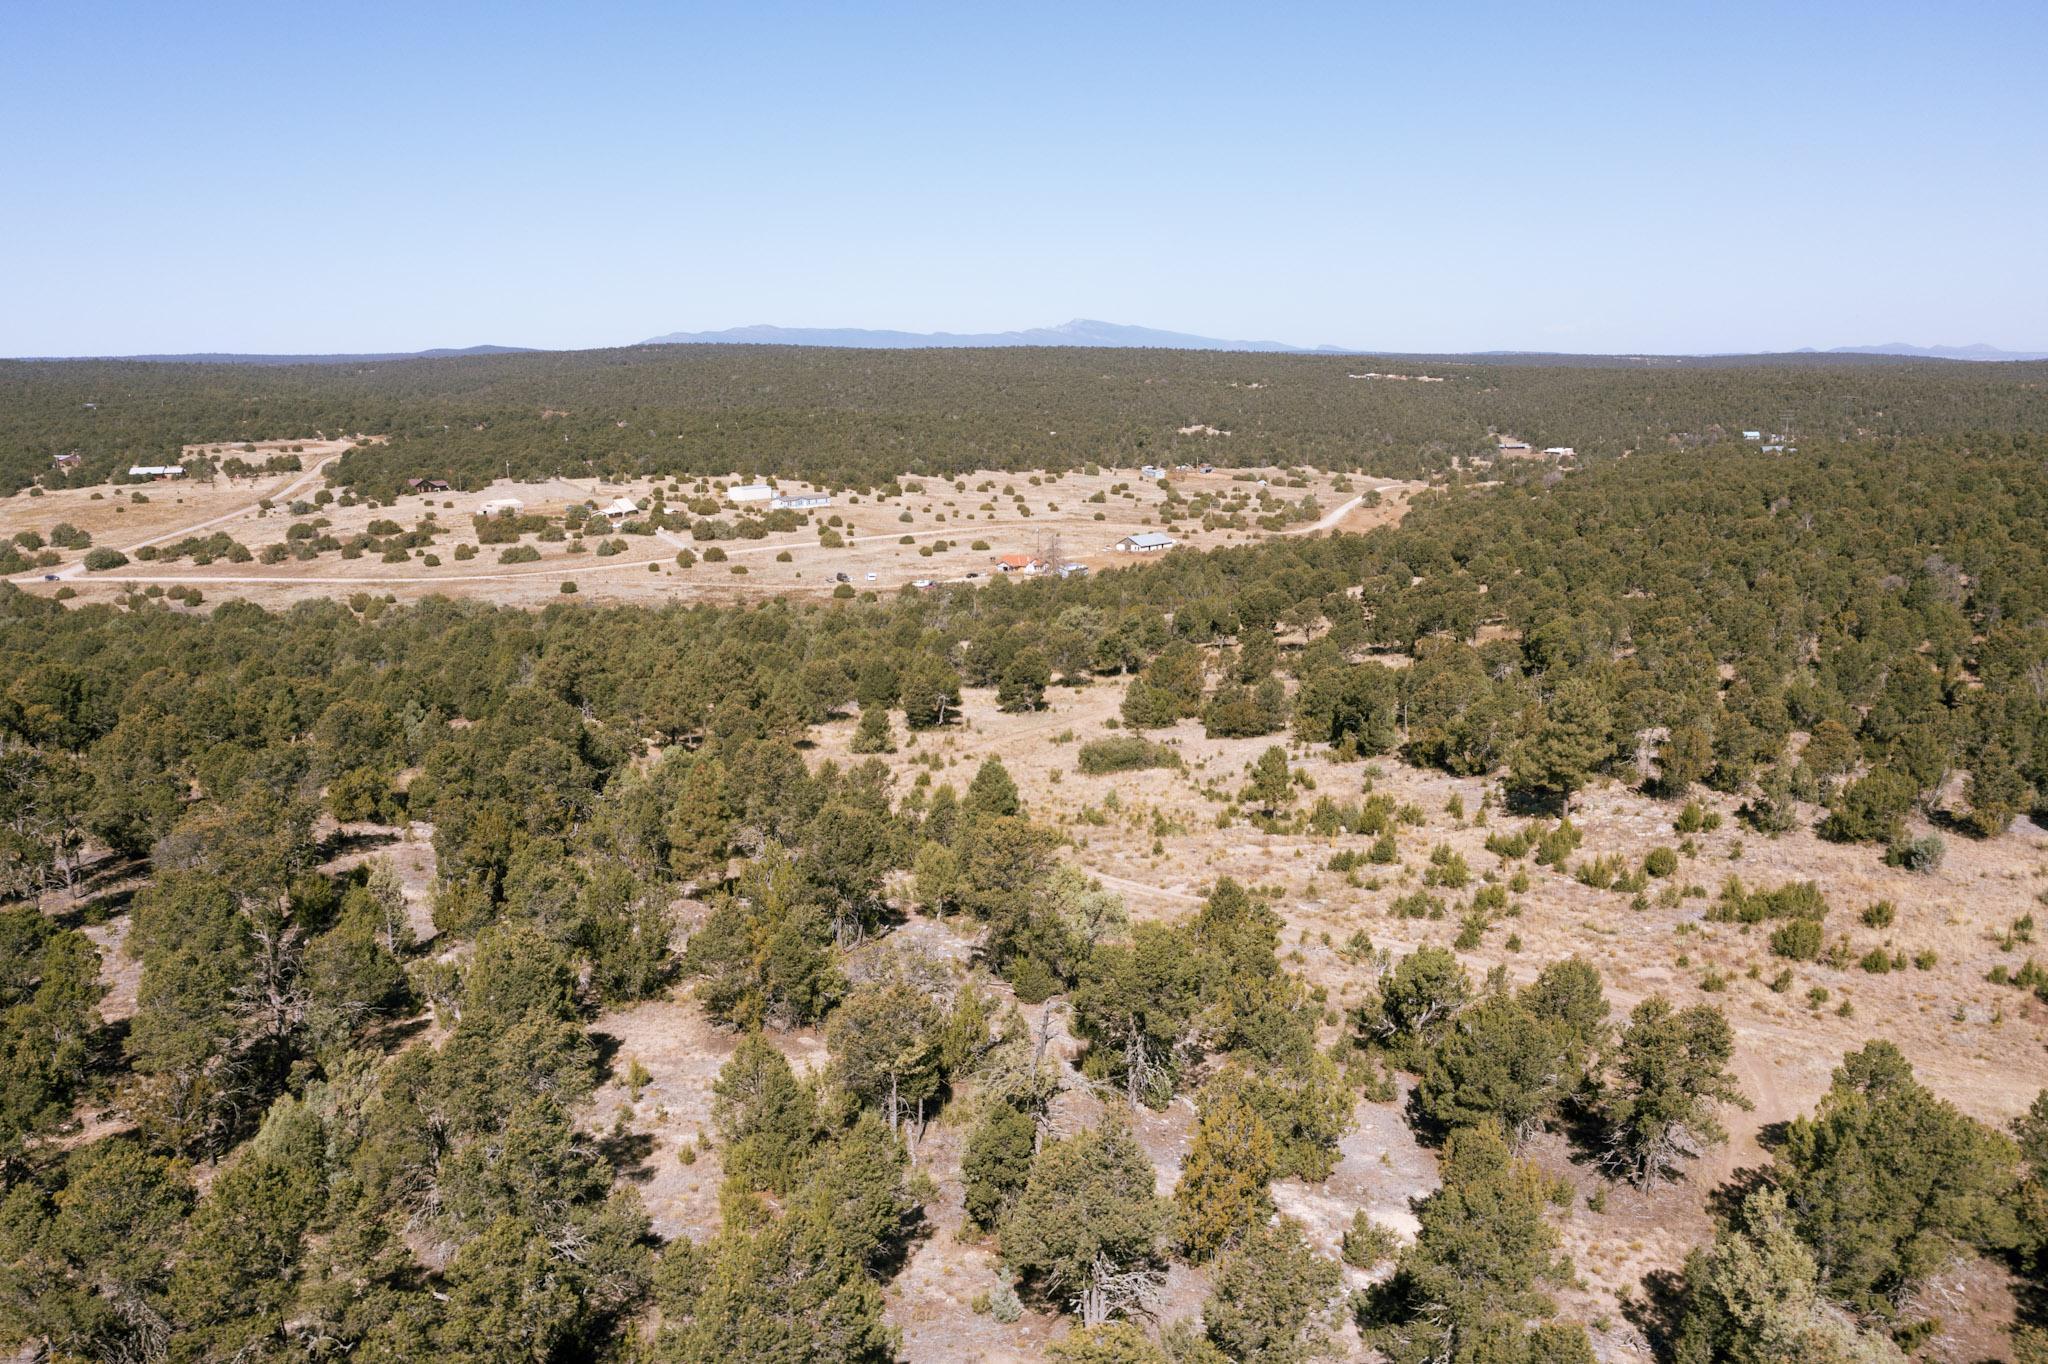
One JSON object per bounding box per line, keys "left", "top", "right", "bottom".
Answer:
{"left": 1115, "top": 531, "right": 1176, "bottom": 553}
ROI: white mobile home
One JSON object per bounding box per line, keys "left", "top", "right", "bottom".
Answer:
{"left": 771, "top": 493, "right": 831, "bottom": 510}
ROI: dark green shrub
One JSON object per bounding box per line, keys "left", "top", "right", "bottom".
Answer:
{"left": 1769, "top": 919, "right": 1823, "bottom": 961}
{"left": 1077, "top": 736, "right": 1182, "bottom": 774}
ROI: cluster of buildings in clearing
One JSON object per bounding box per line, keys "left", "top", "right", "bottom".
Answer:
{"left": 396, "top": 474, "right": 1177, "bottom": 575}
{"left": 987, "top": 554, "right": 1093, "bottom": 579}
{"left": 464, "top": 485, "right": 835, "bottom": 525}
{"left": 1492, "top": 440, "right": 1575, "bottom": 460}
{"left": 725, "top": 484, "right": 831, "bottom": 510}
{"left": 49, "top": 452, "right": 181, "bottom": 478}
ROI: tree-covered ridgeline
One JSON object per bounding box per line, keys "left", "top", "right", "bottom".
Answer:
{"left": 5, "top": 343, "right": 2048, "bottom": 494}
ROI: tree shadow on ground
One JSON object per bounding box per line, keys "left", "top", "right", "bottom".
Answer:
{"left": 1704, "top": 1162, "right": 1775, "bottom": 1225}
{"left": 588, "top": 1029, "right": 625, "bottom": 1076}
{"left": 1625, "top": 1264, "right": 1689, "bottom": 1363}
{"left": 50, "top": 882, "right": 138, "bottom": 930}
{"left": 321, "top": 826, "right": 402, "bottom": 860}
{"left": 595, "top": 1128, "right": 658, "bottom": 1182}
{"left": 1503, "top": 787, "right": 1568, "bottom": 819}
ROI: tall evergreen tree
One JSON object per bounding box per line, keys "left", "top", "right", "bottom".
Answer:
{"left": 1175, "top": 1083, "right": 1278, "bottom": 1262}
{"left": 1365, "top": 1125, "right": 1586, "bottom": 1364}
{"left": 1593, "top": 996, "right": 1748, "bottom": 1186}
{"left": 1003, "top": 1121, "right": 1171, "bottom": 1327}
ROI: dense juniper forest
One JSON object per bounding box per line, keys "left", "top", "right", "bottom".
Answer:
{"left": 5, "top": 344, "right": 2048, "bottom": 494}
{"left": 2, "top": 350, "right": 2048, "bottom": 1363}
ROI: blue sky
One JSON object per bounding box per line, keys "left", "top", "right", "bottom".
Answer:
{"left": 5, "top": 0, "right": 2044, "bottom": 355}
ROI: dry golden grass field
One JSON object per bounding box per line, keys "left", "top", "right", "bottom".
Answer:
{"left": 4, "top": 451, "right": 1414, "bottom": 610}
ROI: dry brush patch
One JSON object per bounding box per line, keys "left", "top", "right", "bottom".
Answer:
{"left": 797, "top": 677, "right": 2047, "bottom": 1354}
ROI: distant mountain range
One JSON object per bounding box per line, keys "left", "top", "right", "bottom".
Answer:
{"left": 641, "top": 318, "right": 1349, "bottom": 353}
{"left": 643, "top": 324, "right": 2048, "bottom": 361}
{"left": 50, "top": 344, "right": 536, "bottom": 366}
{"left": 17, "top": 331, "right": 2048, "bottom": 365}
{"left": 1806, "top": 342, "right": 2048, "bottom": 362}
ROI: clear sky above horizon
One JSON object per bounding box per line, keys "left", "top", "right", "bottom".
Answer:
{"left": 5, "top": 0, "right": 2045, "bottom": 357}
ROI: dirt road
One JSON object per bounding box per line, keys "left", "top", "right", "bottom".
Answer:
{"left": 14, "top": 451, "right": 346, "bottom": 585}
{"left": 1288, "top": 493, "right": 1365, "bottom": 534}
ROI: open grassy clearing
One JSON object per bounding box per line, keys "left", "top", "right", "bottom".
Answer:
{"left": 1, "top": 460, "right": 1411, "bottom": 611}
